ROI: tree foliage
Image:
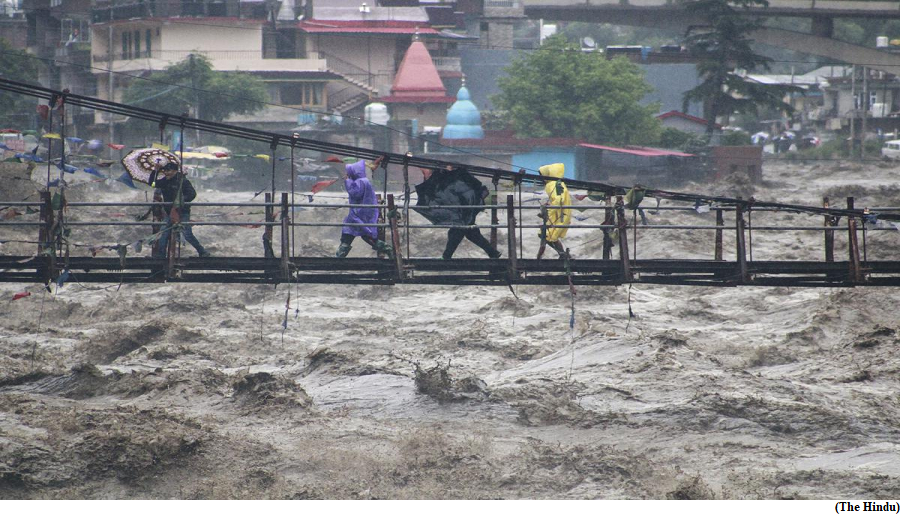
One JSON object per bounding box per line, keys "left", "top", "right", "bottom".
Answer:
{"left": 122, "top": 54, "right": 267, "bottom": 122}
{"left": 0, "top": 38, "right": 40, "bottom": 127}
{"left": 658, "top": 127, "right": 704, "bottom": 151}
{"left": 680, "top": 0, "right": 800, "bottom": 137}
{"left": 493, "top": 35, "right": 661, "bottom": 145}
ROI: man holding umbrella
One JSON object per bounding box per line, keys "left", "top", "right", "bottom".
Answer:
{"left": 414, "top": 166, "right": 501, "bottom": 260}
{"left": 121, "top": 147, "right": 209, "bottom": 258}
{"left": 152, "top": 161, "right": 210, "bottom": 258}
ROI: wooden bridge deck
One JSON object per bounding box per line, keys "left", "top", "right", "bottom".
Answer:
{"left": 3, "top": 255, "right": 899, "bottom": 287}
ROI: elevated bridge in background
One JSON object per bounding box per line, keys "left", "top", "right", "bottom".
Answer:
{"left": 524, "top": 0, "right": 900, "bottom": 75}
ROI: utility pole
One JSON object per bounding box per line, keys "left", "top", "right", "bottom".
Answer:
{"left": 861, "top": 66, "right": 868, "bottom": 160}
{"left": 850, "top": 65, "right": 856, "bottom": 159}
{"left": 107, "top": 24, "right": 114, "bottom": 158}
{"left": 189, "top": 53, "right": 200, "bottom": 146}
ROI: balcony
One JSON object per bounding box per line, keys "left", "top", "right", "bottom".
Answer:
{"left": 92, "top": 49, "right": 327, "bottom": 74}
{"left": 55, "top": 41, "right": 92, "bottom": 59}
{"left": 432, "top": 56, "right": 462, "bottom": 73}
{"left": 91, "top": 1, "right": 264, "bottom": 23}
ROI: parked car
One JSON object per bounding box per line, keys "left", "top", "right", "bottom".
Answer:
{"left": 882, "top": 140, "right": 900, "bottom": 160}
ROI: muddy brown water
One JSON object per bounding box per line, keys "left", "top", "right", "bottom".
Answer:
{"left": 2, "top": 161, "right": 900, "bottom": 499}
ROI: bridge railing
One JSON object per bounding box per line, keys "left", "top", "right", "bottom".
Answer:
{"left": 2, "top": 189, "right": 896, "bottom": 286}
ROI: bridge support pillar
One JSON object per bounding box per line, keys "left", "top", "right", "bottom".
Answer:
{"left": 714, "top": 208, "right": 724, "bottom": 261}
{"left": 602, "top": 197, "right": 613, "bottom": 261}
{"left": 506, "top": 195, "right": 518, "bottom": 282}
{"left": 387, "top": 194, "right": 405, "bottom": 282}
{"left": 735, "top": 204, "right": 750, "bottom": 283}
{"left": 263, "top": 193, "right": 275, "bottom": 259}
{"left": 615, "top": 196, "right": 632, "bottom": 283}
{"left": 490, "top": 174, "right": 499, "bottom": 249}
{"left": 37, "top": 191, "right": 55, "bottom": 284}
{"left": 811, "top": 16, "right": 834, "bottom": 39}
{"left": 847, "top": 197, "right": 864, "bottom": 283}
{"left": 823, "top": 197, "right": 835, "bottom": 262}
{"left": 280, "top": 192, "right": 290, "bottom": 281}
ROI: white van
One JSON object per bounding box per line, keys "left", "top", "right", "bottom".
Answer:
{"left": 883, "top": 140, "right": 900, "bottom": 160}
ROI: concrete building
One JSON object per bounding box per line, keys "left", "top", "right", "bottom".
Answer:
{"left": 746, "top": 66, "right": 900, "bottom": 135}
{"left": 821, "top": 68, "right": 900, "bottom": 134}
{"left": 377, "top": 37, "right": 454, "bottom": 133}
{"left": 86, "top": 0, "right": 469, "bottom": 134}
{"left": 18, "top": 0, "right": 95, "bottom": 135}
{"left": 88, "top": 1, "right": 331, "bottom": 133}
{"left": 0, "top": 0, "right": 28, "bottom": 49}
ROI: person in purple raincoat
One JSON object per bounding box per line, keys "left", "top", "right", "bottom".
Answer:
{"left": 335, "top": 160, "right": 393, "bottom": 258}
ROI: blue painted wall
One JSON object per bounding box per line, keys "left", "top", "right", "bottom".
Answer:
{"left": 512, "top": 149, "right": 576, "bottom": 179}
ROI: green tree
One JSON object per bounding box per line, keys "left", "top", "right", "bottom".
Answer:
{"left": 492, "top": 35, "right": 661, "bottom": 145}
{"left": 681, "top": 0, "right": 799, "bottom": 139}
{"left": 658, "top": 127, "right": 705, "bottom": 150}
{"left": 0, "top": 38, "right": 40, "bottom": 127}
{"left": 122, "top": 54, "right": 267, "bottom": 122}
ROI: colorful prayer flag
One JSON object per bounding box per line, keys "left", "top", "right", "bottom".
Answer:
{"left": 310, "top": 178, "right": 338, "bottom": 194}
{"left": 82, "top": 167, "right": 106, "bottom": 178}
{"left": 57, "top": 162, "right": 78, "bottom": 173}
{"left": 116, "top": 171, "right": 137, "bottom": 189}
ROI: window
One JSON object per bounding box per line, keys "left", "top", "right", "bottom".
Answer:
{"left": 854, "top": 91, "right": 878, "bottom": 110}
{"left": 146, "top": 29, "right": 152, "bottom": 57}
{"left": 60, "top": 19, "right": 91, "bottom": 44}
{"left": 133, "top": 30, "right": 141, "bottom": 57}
{"left": 277, "top": 83, "right": 325, "bottom": 107}
{"left": 121, "top": 31, "right": 128, "bottom": 59}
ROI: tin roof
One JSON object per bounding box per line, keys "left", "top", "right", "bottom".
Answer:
{"left": 578, "top": 143, "right": 695, "bottom": 157}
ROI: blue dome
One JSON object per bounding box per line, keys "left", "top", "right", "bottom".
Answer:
{"left": 443, "top": 85, "right": 484, "bottom": 139}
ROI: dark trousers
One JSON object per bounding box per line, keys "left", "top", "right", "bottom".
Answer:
{"left": 443, "top": 227, "right": 498, "bottom": 259}
{"left": 341, "top": 233, "right": 378, "bottom": 249}
{"left": 153, "top": 211, "right": 206, "bottom": 257}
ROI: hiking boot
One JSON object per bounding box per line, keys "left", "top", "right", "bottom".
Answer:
{"left": 335, "top": 243, "right": 352, "bottom": 258}
{"left": 488, "top": 249, "right": 502, "bottom": 259}
{"left": 199, "top": 250, "right": 211, "bottom": 258}
{"left": 374, "top": 240, "right": 394, "bottom": 259}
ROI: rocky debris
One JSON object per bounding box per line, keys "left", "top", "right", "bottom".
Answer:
{"left": 232, "top": 372, "right": 312, "bottom": 409}
{"left": 667, "top": 476, "right": 717, "bottom": 500}
{"left": 90, "top": 320, "right": 171, "bottom": 363}
{"left": 492, "top": 379, "right": 605, "bottom": 428}
{"left": 851, "top": 326, "right": 896, "bottom": 350}
{"left": 0, "top": 399, "right": 206, "bottom": 494}
{"left": 413, "top": 361, "right": 489, "bottom": 403}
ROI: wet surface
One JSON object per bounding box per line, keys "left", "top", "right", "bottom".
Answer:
{"left": 2, "top": 160, "right": 900, "bottom": 498}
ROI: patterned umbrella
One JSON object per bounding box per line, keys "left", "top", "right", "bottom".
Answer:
{"left": 121, "top": 148, "right": 181, "bottom": 185}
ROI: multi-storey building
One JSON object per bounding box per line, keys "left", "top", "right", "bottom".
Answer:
{"left": 85, "top": 0, "right": 470, "bottom": 134}
{"left": 0, "top": 0, "right": 28, "bottom": 50}
{"left": 21, "top": 0, "right": 95, "bottom": 134}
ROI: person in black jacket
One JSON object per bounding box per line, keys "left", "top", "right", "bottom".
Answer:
{"left": 414, "top": 167, "right": 501, "bottom": 260}
{"left": 152, "top": 162, "right": 210, "bottom": 258}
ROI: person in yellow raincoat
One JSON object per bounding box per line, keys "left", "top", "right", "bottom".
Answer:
{"left": 537, "top": 163, "right": 572, "bottom": 259}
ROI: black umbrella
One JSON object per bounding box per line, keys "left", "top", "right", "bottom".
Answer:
{"left": 414, "top": 168, "right": 488, "bottom": 226}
